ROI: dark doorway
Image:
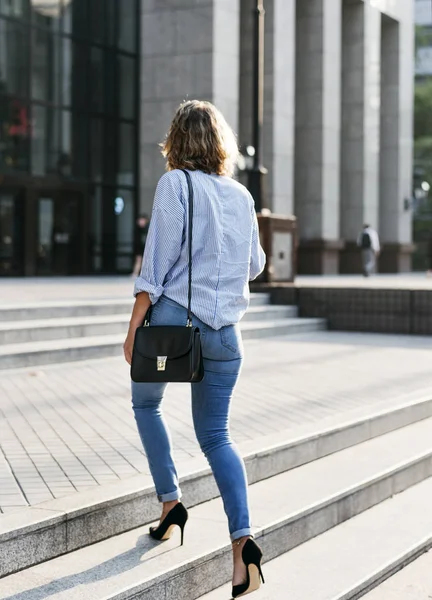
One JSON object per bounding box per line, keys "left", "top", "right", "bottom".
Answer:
{"left": 0, "top": 189, "right": 24, "bottom": 276}
{"left": 36, "top": 192, "right": 84, "bottom": 275}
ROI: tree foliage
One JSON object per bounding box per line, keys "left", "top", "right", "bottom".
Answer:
{"left": 414, "top": 82, "right": 432, "bottom": 140}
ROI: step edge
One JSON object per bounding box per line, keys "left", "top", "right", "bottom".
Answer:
{"left": 0, "top": 320, "right": 326, "bottom": 356}
{"left": 0, "top": 307, "right": 290, "bottom": 332}
{"left": 338, "top": 534, "right": 432, "bottom": 600}
{"left": 1, "top": 396, "right": 431, "bottom": 578}
{"left": 3, "top": 394, "right": 431, "bottom": 539}
{"left": 98, "top": 449, "right": 432, "bottom": 600}
{"left": 260, "top": 448, "right": 432, "bottom": 538}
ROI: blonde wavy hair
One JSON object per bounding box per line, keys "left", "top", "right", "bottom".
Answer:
{"left": 161, "top": 100, "right": 239, "bottom": 177}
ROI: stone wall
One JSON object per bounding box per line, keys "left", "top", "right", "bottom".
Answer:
{"left": 267, "top": 286, "right": 432, "bottom": 335}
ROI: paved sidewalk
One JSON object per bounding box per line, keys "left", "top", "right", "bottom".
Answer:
{"left": 1, "top": 330, "right": 432, "bottom": 514}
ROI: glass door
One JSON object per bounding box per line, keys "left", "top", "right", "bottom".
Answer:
{"left": 0, "top": 191, "right": 24, "bottom": 276}
{"left": 36, "top": 192, "right": 83, "bottom": 275}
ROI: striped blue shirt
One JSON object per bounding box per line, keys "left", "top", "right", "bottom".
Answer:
{"left": 134, "top": 169, "right": 266, "bottom": 330}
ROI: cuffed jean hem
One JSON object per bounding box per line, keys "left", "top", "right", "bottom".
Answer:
{"left": 158, "top": 490, "right": 182, "bottom": 502}
{"left": 230, "top": 528, "right": 252, "bottom": 542}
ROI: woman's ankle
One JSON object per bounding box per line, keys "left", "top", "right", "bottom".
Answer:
{"left": 162, "top": 499, "right": 180, "bottom": 514}
{"left": 232, "top": 535, "right": 251, "bottom": 552}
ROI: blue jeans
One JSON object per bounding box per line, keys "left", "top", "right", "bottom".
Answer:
{"left": 131, "top": 295, "right": 251, "bottom": 541}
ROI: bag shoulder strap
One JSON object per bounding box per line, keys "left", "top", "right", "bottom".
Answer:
{"left": 181, "top": 169, "right": 193, "bottom": 325}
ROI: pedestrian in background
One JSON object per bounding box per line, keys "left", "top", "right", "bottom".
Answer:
{"left": 123, "top": 100, "right": 266, "bottom": 598}
{"left": 358, "top": 224, "right": 380, "bottom": 277}
{"left": 131, "top": 214, "right": 150, "bottom": 277}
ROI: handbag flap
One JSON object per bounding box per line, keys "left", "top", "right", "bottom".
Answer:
{"left": 134, "top": 326, "right": 196, "bottom": 360}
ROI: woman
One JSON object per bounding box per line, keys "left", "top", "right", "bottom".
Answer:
{"left": 123, "top": 100, "right": 266, "bottom": 598}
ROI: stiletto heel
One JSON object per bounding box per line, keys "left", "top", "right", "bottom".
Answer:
{"left": 232, "top": 538, "right": 265, "bottom": 598}
{"left": 149, "top": 502, "right": 188, "bottom": 545}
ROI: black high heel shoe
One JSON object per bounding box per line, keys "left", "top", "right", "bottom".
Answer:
{"left": 232, "top": 538, "right": 265, "bottom": 598}
{"left": 149, "top": 502, "right": 188, "bottom": 546}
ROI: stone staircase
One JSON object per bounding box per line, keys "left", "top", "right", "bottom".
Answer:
{"left": 1, "top": 396, "right": 432, "bottom": 599}
{"left": 0, "top": 294, "right": 326, "bottom": 370}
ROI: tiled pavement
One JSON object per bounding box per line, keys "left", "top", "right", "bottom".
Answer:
{"left": 1, "top": 330, "right": 432, "bottom": 514}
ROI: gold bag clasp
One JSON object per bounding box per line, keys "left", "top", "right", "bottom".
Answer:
{"left": 157, "top": 356, "right": 167, "bottom": 371}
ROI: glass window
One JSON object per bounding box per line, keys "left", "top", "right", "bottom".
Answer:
{"left": 31, "top": 105, "right": 46, "bottom": 174}
{"left": 90, "top": 117, "right": 102, "bottom": 182}
{"left": 118, "top": 122, "right": 135, "bottom": 186}
{"left": 53, "top": 35, "right": 71, "bottom": 106}
{"left": 0, "top": 18, "right": 29, "bottom": 97}
{"left": 90, "top": 185, "right": 102, "bottom": 271}
{"left": 119, "top": 55, "right": 135, "bottom": 119}
{"left": 0, "top": 96, "right": 30, "bottom": 171}
{"left": 31, "top": 0, "right": 61, "bottom": 32}
{"left": 49, "top": 36, "right": 83, "bottom": 109}
{"left": 118, "top": 0, "right": 136, "bottom": 53}
{"left": 89, "top": 46, "right": 104, "bottom": 114}
{"left": 31, "top": 105, "right": 57, "bottom": 175}
{"left": 89, "top": 0, "right": 104, "bottom": 43}
{"left": 115, "top": 188, "right": 134, "bottom": 271}
{"left": 104, "top": 48, "right": 116, "bottom": 116}
{"left": 106, "top": 0, "right": 116, "bottom": 46}
{"left": 0, "top": 191, "right": 24, "bottom": 276}
{"left": 62, "top": 0, "right": 87, "bottom": 37}
{"left": 37, "top": 196, "right": 54, "bottom": 274}
{"left": 0, "top": 0, "right": 28, "bottom": 19}
{"left": 103, "top": 119, "right": 116, "bottom": 182}
{"left": 69, "top": 40, "right": 87, "bottom": 109}
{"left": 31, "top": 26, "right": 55, "bottom": 102}
{"left": 59, "top": 109, "right": 87, "bottom": 177}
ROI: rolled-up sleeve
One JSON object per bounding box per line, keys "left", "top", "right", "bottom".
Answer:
{"left": 134, "top": 172, "right": 185, "bottom": 302}
{"left": 249, "top": 205, "right": 266, "bottom": 281}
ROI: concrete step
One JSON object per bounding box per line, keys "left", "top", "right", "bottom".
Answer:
{"left": 241, "top": 317, "right": 326, "bottom": 339}
{"left": 199, "top": 477, "right": 432, "bottom": 600}
{"left": 0, "top": 293, "right": 271, "bottom": 322}
{"left": 0, "top": 298, "right": 134, "bottom": 322}
{"left": 1, "top": 395, "right": 431, "bottom": 578}
{"left": 0, "top": 306, "right": 298, "bottom": 345}
{"left": 362, "top": 550, "right": 432, "bottom": 600}
{"left": 0, "top": 314, "right": 131, "bottom": 344}
{"left": 243, "top": 304, "right": 298, "bottom": 322}
{"left": 0, "top": 318, "right": 325, "bottom": 370}
{"left": 2, "top": 410, "right": 432, "bottom": 596}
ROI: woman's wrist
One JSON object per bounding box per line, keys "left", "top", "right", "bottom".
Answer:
{"left": 128, "top": 292, "right": 152, "bottom": 334}
{"left": 128, "top": 316, "right": 143, "bottom": 331}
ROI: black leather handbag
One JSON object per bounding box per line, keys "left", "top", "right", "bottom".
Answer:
{"left": 130, "top": 170, "right": 204, "bottom": 384}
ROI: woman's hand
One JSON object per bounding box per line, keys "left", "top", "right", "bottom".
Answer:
{"left": 124, "top": 292, "right": 152, "bottom": 366}
{"left": 123, "top": 327, "right": 137, "bottom": 365}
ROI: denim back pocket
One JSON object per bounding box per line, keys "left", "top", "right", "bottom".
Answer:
{"left": 220, "top": 324, "right": 244, "bottom": 358}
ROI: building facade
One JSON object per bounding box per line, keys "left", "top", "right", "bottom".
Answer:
{"left": 0, "top": 0, "right": 140, "bottom": 276}
{"left": 0, "top": 0, "right": 414, "bottom": 276}
{"left": 141, "top": 0, "right": 414, "bottom": 274}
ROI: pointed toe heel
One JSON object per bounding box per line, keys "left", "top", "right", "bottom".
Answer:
{"left": 232, "top": 538, "right": 265, "bottom": 598}
{"left": 149, "top": 502, "right": 188, "bottom": 546}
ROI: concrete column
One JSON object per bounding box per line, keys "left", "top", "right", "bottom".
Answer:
{"left": 268, "top": 0, "right": 296, "bottom": 216}
{"left": 379, "top": 10, "right": 414, "bottom": 272}
{"left": 238, "top": 0, "right": 295, "bottom": 216}
{"left": 212, "top": 0, "right": 240, "bottom": 134}
{"left": 295, "top": 0, "right": 342, "bottom": 274}
{"left": 340, "top": 0, "right": 381, "bottom": 274}
{"left": 139, "top": 0, "right": 240, "bottom": 213}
